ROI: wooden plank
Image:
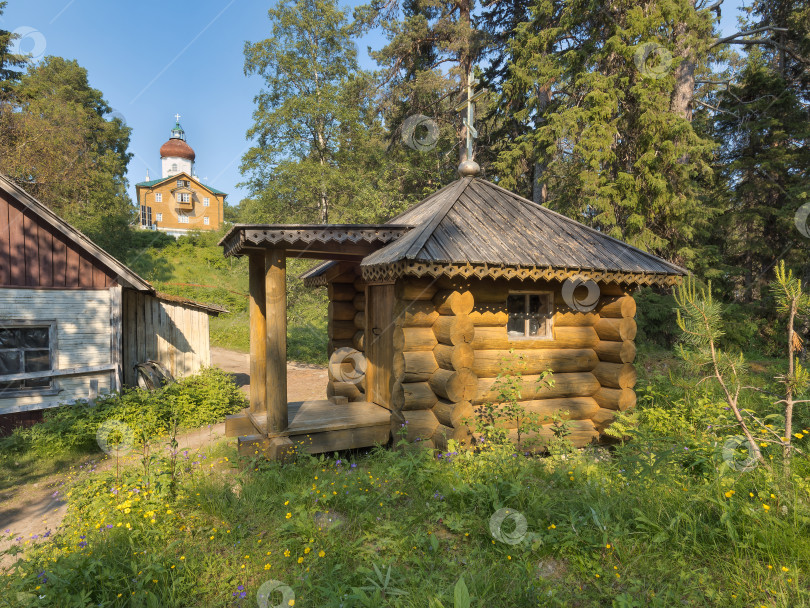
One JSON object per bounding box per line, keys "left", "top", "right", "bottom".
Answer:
{"left": 50, "top": 225, "right": 67, "bottom": 287}
{"left": 265, "top": 248, "right": 287, "bottom": 433}
{"left": 366, "top": 283, "right": 395, "bottom": 408}
{"left": 292, "top": 425, "right": 390, "bottom": 454}
{"left": 65, "top": 242, "right": 80, "bottom": 287}
{"left": 0, "top": 194, "right": 9, "bottom": 285}
{"left": 79, "top": 255, "right": 93, "bottom": 289}
{"left": 110, "top": 285, "right": 122, "bottom": 391}
{"left": 0, "top": 363, "right": 117, "bottom": 382}
{"left": 283, "top": 400, "right": 391, "bottom": 434}
{"left": 22, "top": 213, "right": 38, "bottom": 286}
{"left": 6, "top": 196, "right": 24, "bottom": 286}
{"left": 249, "top": 252, "right": 267, "bottom": 414}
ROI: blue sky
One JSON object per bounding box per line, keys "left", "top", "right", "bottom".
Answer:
{"left": 2, "top": 0, "right": 745, "bottom": 209}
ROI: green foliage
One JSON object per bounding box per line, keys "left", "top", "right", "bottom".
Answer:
{"left": 0, "top": 56, "right": 134, "bottom": 258}
{"left": 0, "top": 368, "right": 246, "bottom": 458}
{"left": 471, "top": 351, "right": 554, "bottom": 451}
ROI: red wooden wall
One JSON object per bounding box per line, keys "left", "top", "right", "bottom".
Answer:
{"left": 0, "top": 189, "right": 116, "bottom": 289}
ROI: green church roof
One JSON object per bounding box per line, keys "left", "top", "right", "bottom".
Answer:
{"left": 135, "top": 175, "right": 227, "bottom": 197}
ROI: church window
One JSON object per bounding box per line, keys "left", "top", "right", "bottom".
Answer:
{"left": 203, "top": 217, "right": 209, "bottom": 225}
{"left": 171, "top": 163, "right": 177, "bottom": 172}
{"left": 178, "top": 214, "right": 189, "bottom": 224}
{"left": 155, "top": 193, "right": 162, "bottom": 202}
{"left": 156, "top": 213, "right": 163, "bottom": 222}
{"left": 203, "top": 197, "right": 210, "bottom": 207}
{"left": 177, "top": 193, "right": 191, "bottom": 203}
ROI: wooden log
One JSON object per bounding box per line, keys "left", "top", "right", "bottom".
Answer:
{"left": 352, "top": 330, "right": 364, "bottom": 352}
{"left": 330, "top": 301, "right": 356, "bottom": 321}
{"left": 502, "top": 419, "right": 598, "bottom": 449}
{"left": 329, "top": 283, "right": 355, "bottom": 301}
{"left": 330, "top": 319, "right": 357, "bottom": 341}
{"left": 354, "top": 311, "right": 365, "bottom": 330}
{"left": 395, "top": 278, "right": 438, "bottom": 301}
{"left": 594, "top": 340, "right": 636, "bottom": 364}
{"left": 469, "top": 311, "right": 509, "bottom": 326}
{"left": 432, "top": 423, "right": 471, "bottom": 450}
{"left": 329, "top": 339, "right": 353, "bottom": 355}
{"left": 433, "top": 290, "right": 474, "bottom": 316}
{"left": 480, "top": 397, "right": 599, "bottom": 427}
{"left": 391, "top": 381, "right": 438, "bottom": 411}
{"left": 353, "top": 277, "right": 366, "bottom": 292}
{"left": 433, "top": 343, "right": 475, "bottom": 371}
{"left": 265, "top": 249, "right": 288, "bottom": 434}
{"left": 474, "top": 372, "right": 599, "bottom": 404}
{"left": 353, "top": 292, "right": 366, "bottom": 310}
{"left": 597, "top": 295, "right": 636, "bottom": 318}
{"left": 598, "top": 283, "right": 633, "bottom": 297}
{"left": 593, "top": 362, "right": 637, "bottom": 389}
{"left": 394, "top": 300, "right": 439, "bottom": 327}
{"left": 429, "top": 368, "right": 478, "bottom": 402}
{"left": 248, "top": 252, "right": 266, "bottom": 415}
{"left": 326, "top": 381, "right": 362, "bottom": 401}
{"left": 470, "top": 282, "right": 510, "bottom": 303}
{"left": 433, "top": 399, "right": 474, "bottom": 428}
{"left": 327, "top": 360, "right": 356, "bottom": 383}
{"left": 393, "top": 351, "right": 439, "bottom": 382}
{"left": 593, "top": 387, "right": 636, "bottom": 411}
{"left": 553, "top": 311, "right": 599, "bottom": 327}
{"left": 592, "top": 407, "right": 617, "bottom": 432}
{"left": 594, "top": 317, "right": 637, "bottom": 341}
{"left": 472, "top": 326, "right": 599, "bottom": 350}
{"left": 392, "top": 409, "right": 440, "bottom": 441}
{"left": 471, "top": 325, "right": 509, "bottom": 349}
{"left": 472, "top": 349, "right": 598, "bottom": 377}
{"left": 433, "top": 315, "right": 474, "bottom": 345}
{"left": 393, "top": 326, "right": 438, "bottom": 351}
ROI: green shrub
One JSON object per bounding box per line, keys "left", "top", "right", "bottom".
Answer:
{"left": 0, "top": 367, "right": 246, "bottom": 457}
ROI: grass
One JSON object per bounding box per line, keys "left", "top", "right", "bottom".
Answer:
{"left": 123, "top": 229, "right": 329, "bottom": 364}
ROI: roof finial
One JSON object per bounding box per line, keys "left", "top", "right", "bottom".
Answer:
{"left": 455, "top": 70, "right": 486, "bottom": 177}
{"left": 175, "top": 113, "right": 181, "bottom": 124}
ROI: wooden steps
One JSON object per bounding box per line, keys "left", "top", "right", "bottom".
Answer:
{"left": 228, "top": 400, "right": 391, "bottom": 459}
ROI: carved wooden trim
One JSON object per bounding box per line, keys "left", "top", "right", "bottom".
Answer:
{"left": 361, "top": 261, "right": 682, "bottom": 287}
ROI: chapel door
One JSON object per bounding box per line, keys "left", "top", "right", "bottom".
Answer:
{"left": 365, "top": 283, "right": 395, "bottom": 408}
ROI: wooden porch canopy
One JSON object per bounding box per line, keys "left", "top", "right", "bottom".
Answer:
{"left": 218, "top": 225, "right": 409, "bottom": 449}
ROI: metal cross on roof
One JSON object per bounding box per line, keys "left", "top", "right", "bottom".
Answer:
{"left": 454, "top": 71, "right": 487, "bottom": 162}
{"left": 175, "top": 113, "right": 181, "bottom": 123}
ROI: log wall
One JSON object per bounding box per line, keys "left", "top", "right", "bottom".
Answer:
{"left": 325, "top": 266, "right": 367, "bottom": 403}
{"left": 387, "top": 276, "right": 638, "bottom": 450}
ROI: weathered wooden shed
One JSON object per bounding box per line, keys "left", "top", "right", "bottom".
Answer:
{"left": 0, "top": 174, "right": 224, "bottom": 420}
{"left": 221, "top": 166, "right": 686, "bottom": 458}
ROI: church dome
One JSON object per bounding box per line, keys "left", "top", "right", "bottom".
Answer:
{"left": 160, "top": 138, "right": 195, "bottom": 162}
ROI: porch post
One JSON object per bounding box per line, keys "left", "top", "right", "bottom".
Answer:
{"left": 248, "top": 252, "right": 267, "bottom": 415}
{"left": 265, "top": 248, "right": 288, "bottom": 433}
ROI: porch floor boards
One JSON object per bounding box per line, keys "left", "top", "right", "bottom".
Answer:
{"left": 227, "top": 399, "right": 392, "bottom": 457}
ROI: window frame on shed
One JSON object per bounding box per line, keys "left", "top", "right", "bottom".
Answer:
{"left": 506, "top": 291, "right": 554, "bottom": 340}
{"left": 0, "top": 320, "right": 59, "bottom": 397}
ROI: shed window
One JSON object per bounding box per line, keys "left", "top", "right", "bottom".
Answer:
{"left": 507, "top": 292, "right": 553, "bottom": 339}
{"left": 0, "top": 324, "right": 54, "bottom": 393}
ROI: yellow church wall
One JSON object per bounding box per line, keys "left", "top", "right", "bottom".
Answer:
{"left": 137, "top": 173, "right": 225, "bottom": 233}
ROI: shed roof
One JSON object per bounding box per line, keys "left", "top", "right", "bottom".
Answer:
{"left": 304, "top": 176, "right": 686, "bottom": 286}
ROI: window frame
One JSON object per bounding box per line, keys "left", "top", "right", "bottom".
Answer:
{"left": 155, "top": 212, "right": 163, "bottom": 222}
{"left": 177, "top": 192, "right": 191, "bottom": 203}
{"left": 203, "top": 216, "right": 209, "bottom": 225}
{"left": 202, "top": 197, "right": 210, "bottom": 207}
{"left": 155, "top": 193, "right": 162, "bottom": 202}
{"left": 0, "top": 319, "right": 59, "bottom": 397}
{"left": 178, "top": 214, "right": 189, "bottom": 224}
{"left": 506, "top": 290, "right": 554, "bottom": 340}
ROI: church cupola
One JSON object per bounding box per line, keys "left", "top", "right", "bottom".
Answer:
{"left": 160, "top": 114, "right": 195, "bottom": 178}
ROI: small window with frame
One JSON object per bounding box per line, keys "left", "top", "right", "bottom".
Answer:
{"left": 0, "top": 322, "right": 56, "bottom": 394}
{"left": 506, "top": 292, "right": 553, "bottom": 339}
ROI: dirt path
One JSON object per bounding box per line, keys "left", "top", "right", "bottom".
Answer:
{"left": 210, "top": 347, "right": 329, "bottom": 402}
{"left": 1, "top": 349, "right": 326, "bottom": 569}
